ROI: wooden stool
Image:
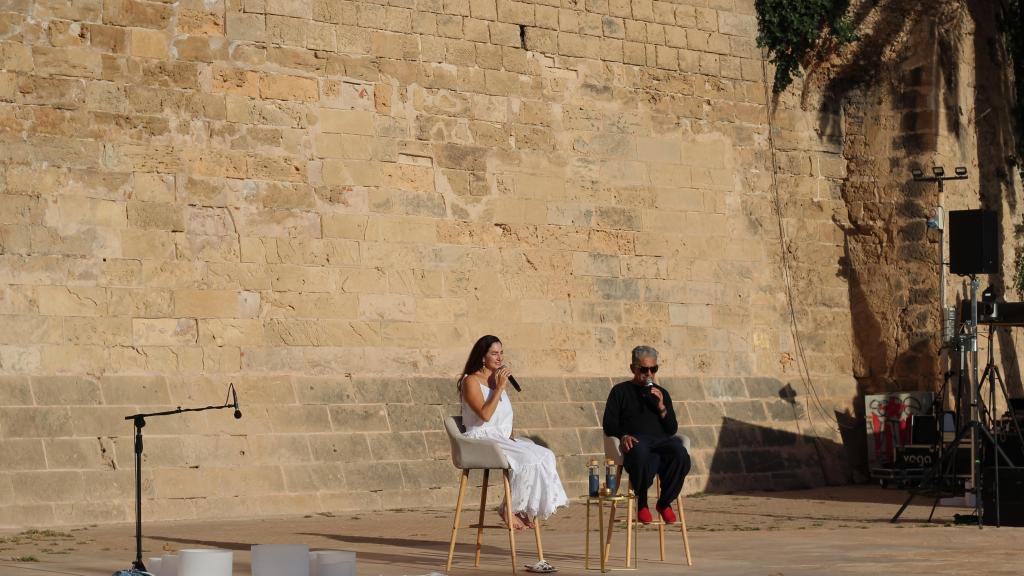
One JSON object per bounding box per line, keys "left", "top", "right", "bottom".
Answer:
{"left": 602, "top": 434, "right": 693, "bottom": 566}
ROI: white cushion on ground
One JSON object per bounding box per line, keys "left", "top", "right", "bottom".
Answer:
{"left": 312, "top": 550, "right": 356, "bottom": 576}
{"left": 252, "top": 544, "right": 310, "bottom": 576}
{"left": 178, "top": 548, "right": 232, "bottom": 576}
{"left": 160, "top": 554, "right": 178, "bottom": 576}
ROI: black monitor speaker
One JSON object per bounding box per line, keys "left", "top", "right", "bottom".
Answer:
{"left": 949, "top": 209, "right": 998, "bottom": 275}
{"left": 982, "top": 467, "right": 1024, "bottom": 526}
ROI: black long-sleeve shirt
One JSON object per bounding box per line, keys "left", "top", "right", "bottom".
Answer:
{"left": 602, "top": 380, "right": 678, "bottom": 439}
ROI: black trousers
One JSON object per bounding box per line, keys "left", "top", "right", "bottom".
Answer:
{"left": 622, "top": 434, "right": 691, "bottom": 509}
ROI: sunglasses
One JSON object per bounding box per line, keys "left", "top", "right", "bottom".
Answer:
{"left": 635, "top": 365, "right": 659, "bottom": 374}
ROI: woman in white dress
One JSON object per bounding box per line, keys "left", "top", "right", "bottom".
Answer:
{"left": 459, "top": 335, "right": 569, "bottom": 530}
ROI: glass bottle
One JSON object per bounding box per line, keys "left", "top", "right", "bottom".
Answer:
{"left": 588, "top": 459, "right": 600, "bottom": 497}
{"left": 605, "top": 459, "right": 617, "bottom": 494}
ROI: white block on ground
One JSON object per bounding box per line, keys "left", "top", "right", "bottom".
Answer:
{"left": 313, "top": 550, "right": 357, "bottom": 576}
{"left": 178, "top": 548, "right": 233, "bottom": 576}
{"left": 252, "top": 544, "right": 310, "bottom": 576}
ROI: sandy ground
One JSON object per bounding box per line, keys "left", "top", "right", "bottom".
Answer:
{"left": 1, "top": 485, "right": 1022, "bottom": 576}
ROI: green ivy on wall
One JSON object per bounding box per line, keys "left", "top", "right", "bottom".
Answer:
{"left": 754, "top": 0, "right": 857, "bottom": 94}
{"left": 1003, "top": 0, "right": 1024, "bottom": 294}
{"left": 1003, "top": 0, "right": 1024, "bottom": 177}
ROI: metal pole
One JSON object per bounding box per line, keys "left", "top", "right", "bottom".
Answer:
{"left": 969, "top": 276, "right": 982, "bottom": 527}
{"left": 133, "top": 416, "right": 145, "bottom": 571}
{"left": 938, "top": 181, "right": 945, "bottom": 323}
{"left": 937, "top": 193, "right": 948, "bottom": 415}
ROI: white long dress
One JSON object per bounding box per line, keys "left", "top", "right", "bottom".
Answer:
{"left": 462, "top": 380, "right": 569, "bottom": 519}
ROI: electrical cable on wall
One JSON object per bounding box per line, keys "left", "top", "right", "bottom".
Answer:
{"left": 760, "top": 53, "right": 841, "bottom": 484}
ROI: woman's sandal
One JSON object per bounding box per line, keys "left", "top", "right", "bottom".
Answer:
{"left": 525, "top": 560, "right": 558, "bottom": 573}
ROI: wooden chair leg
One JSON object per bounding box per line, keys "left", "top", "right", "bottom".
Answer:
{"left": 597, "top": 490, "right": 606, "bottom": 572}
{"left": 585, "top": 498, "right": 591, "bottom": 570}
{"left": 625, "top": 489, "right": 634, "bottom": 568}
{"left": 503, "top": 470, "right": 517, "bottom": 575}
{"left": 677, "top": 495, "right": 692, "bottom": 566}
{"left": 447, "top": 470, "right": 469, "bottom": 571}
{"left": 475, "top": 469, "right": 490, "bottom": 567}
{"left": 656, "top": 477, "right": 665, "bottom": 561}
{"left": 533, "top": 517, "right": 544, "bottom": 562}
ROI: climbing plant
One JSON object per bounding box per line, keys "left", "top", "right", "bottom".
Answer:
{"left": 1002, "top": 0, "right": 1024, "bottom": 177}
{"left": 754, "top": 0, "right": 857, "bottom": 94}
{"left": 1002, "top": 0, "right": 1024, "bottom": 292}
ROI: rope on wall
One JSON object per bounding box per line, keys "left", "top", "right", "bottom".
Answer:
{"left": 759, "top": 53, "right": 842, "bottom": 484}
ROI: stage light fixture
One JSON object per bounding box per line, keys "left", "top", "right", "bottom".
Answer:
{"left": 932, "top": 166, "right": 945, "bottom": 177}
{"left": 955, "top": 166, "right": 967, "bottom": 176}
{"left": 911, "top": 168, "right": 924, "bottom": 179}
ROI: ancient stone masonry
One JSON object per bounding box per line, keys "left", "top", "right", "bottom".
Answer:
{"left": 0, "top": 0, "right": 858, "bottom": 527}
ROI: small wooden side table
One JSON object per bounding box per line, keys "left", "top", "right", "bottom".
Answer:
{"left": 583, "top": 493, "right": 637, "bottom": 572}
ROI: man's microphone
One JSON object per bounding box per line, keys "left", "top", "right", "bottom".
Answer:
{"left": 230, "top": 384, "right": 242, "bottom": 419}
{"left": 644, "top": 376, "right": 659, "bottom": 407}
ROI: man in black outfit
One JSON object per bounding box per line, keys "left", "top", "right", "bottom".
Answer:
{"left": 602, "top": 345, "right": 690, "bottom": 524}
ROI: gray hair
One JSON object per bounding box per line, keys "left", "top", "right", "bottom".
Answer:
{"left": 631, "top": 345, "right": 658, "bottom": 365}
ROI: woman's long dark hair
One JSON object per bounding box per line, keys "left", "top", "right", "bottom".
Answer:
{"left": 458, "top": 335, "right": 502, "bottom": 391}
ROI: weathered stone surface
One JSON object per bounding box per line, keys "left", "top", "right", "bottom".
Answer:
{"left": 0, "top": 0, "right": 939, "bottom": 528}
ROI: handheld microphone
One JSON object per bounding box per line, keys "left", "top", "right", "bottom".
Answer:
{"left": 230, "top": 384, "right": 242, "bottom": 419}
{"left": 644, "top": 377, "right": 659, "bottom": 407}
{"left": 500, "top": 365, "right": 522, "bottom": 392}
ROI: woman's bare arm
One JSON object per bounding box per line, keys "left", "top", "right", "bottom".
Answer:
{"left": 462, "top": 374, "right": 504, "bottom": 422}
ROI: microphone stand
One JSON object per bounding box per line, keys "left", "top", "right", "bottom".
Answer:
{"left": 122, "top": 385, "right": 240, "bottom": 574}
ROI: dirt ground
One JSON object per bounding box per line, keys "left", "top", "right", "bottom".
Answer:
{"left": 1, "top": 485, "right": 1022, "bottom": 576}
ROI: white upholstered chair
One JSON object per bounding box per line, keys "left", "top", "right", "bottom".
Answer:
{"left": 444, "top": 415, "right": 545, "bottom": 574}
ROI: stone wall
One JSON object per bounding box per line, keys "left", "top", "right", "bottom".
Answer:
{"left": 0, "top": 0, "right": 860, "bottom": 527}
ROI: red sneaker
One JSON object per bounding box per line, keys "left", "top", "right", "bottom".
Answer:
{"left": 637, "top": 507, "right": 653, "bottom": 524}
{"left": 656, "top": 504, "right": 677, "bottom": 524}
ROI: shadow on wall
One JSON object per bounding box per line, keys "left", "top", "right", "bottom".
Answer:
{"left": 812, "top": 1, "right": 946, "bottom": 145}
{"left": 702, "top": 417, "right": 852, "bottom": 494}
{"left": 968, "top": 0, "right": 1020, "bottom": 214}
{"left": 971, "top": 0, "right": 1024, "bottom": 401}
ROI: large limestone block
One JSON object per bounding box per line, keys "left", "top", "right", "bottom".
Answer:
{"left": 12, "top": 470, "right": 86, "bottom": 503}
{"left": 0, "top": 438, "right": 46, "bottom": 470}
{"left": 368, "top": 431, "right": 428, "bottom": 460}
{"left": 43, "top": 437, "right": 114, "bottom": 470}
{"left": 343, "top": 461, "right": 404, "bottom": 490}
{"left": 30, "top": 375, "right": 102, "bottom": 406}
{"left": 100, "top": 375, "right": 171, "bottom": 406}
{"left": 309, "top": 433, "right": 372, "bottom": 463}
{"left": 281, "top": 462, "right": 346, "bottom": 492}
{"left": 174, "top": 289, "right": 260, "bottom": 318}
{"left": 132, "top": 318, "right": 199, "bottom": 346}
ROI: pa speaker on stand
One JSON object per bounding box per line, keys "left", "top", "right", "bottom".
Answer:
{"left": 949, "top": 209, "right": 999, "bottom": 275}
